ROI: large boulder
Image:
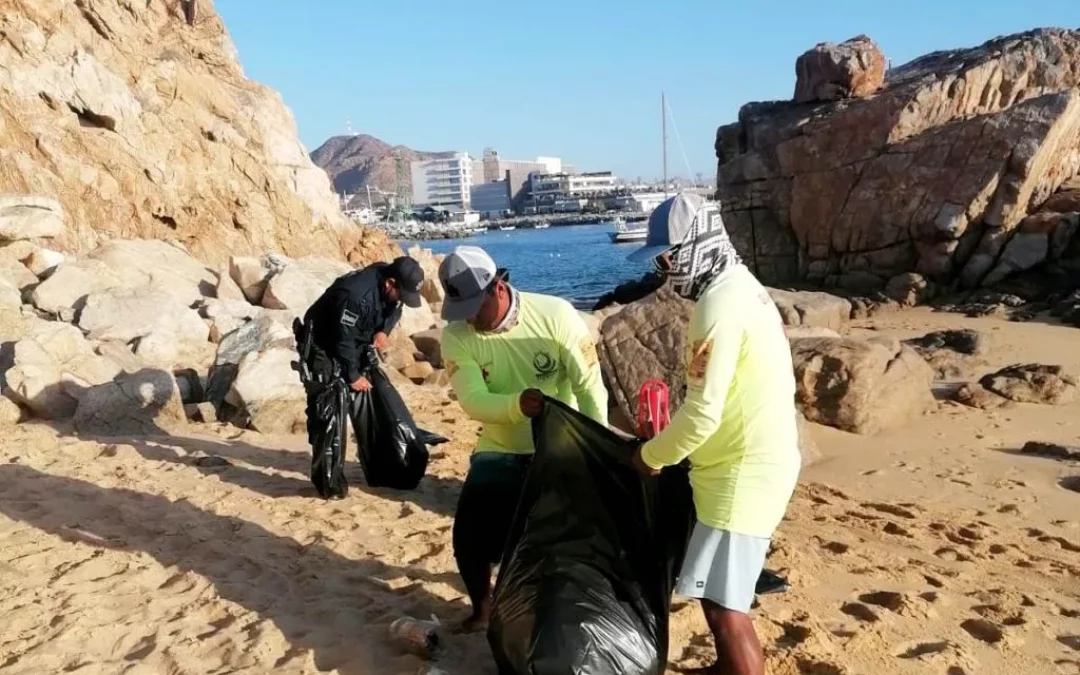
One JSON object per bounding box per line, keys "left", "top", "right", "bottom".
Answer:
{"left": 790, "top": 336, "right": 935, "bottom": 434}
{"left": 903, "top": 329, "right": 990, "bottom": 379}
{"left": 598, "top": 285, "right": 695, "bottom": 422}
{"left": 225, "top": 348, "right": 306, "bottom": 435}
{"left": 229, "top": 254, "right": 288, "bottom": 305}
{"left": 406, "top": 246, "right": 446, "bottom": 303}
{"left": 769, "top": 288, "right": 852, "bottom": 330}
{"left": 205, "top": 313, "right": 297, "bottom": 410}
{"left": 4, "top": 322, "right": 123, "bottom": 419}
{"left": 30, "top": 259, "right": 124, "bottom": 315}
{"left": 0, "top": 256, "right": 39, "bottom": 292}
{"left": 411, "top": 328, "right": 443, "bottom": 368}
{"left": 78, "top": 287, "right": 209, "bottom": 349}
{"left": 978, "top": 364, "right": 1077, "bottom": 405}
{"left": 718, "top": 29, "right": 1080, "bottom": 289}
{"left": 794, "top": 35, "right": 886, "bottom": 104}
{"left": 73, "top": 369, "right": 186, "bottom": 436}
{"left": 0, "top": 195, "right": 64, "bottom": 241}
{"left": 261, "top": 256, "right": 352, "bottom": 314}
{"left": 398, "top": 299, "right": 438, "bottom": 337}
{"left": 85, "top": 239, "right": 216, "bottom": 306}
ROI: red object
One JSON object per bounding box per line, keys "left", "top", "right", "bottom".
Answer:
{"left": 636, "top": 379, "right": 670, "bottom": 439}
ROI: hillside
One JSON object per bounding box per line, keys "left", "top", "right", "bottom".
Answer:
{"left": 0, "top": 0, "right": 395, "bottom": 265}
{"left": 310, "top": 134, "right": 455, "bottom": 201}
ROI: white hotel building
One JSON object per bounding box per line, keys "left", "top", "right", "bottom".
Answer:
{"left": 410, "top": 152, "right": 473, "bottom": 212}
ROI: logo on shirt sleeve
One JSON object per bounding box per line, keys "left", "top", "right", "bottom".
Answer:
{"left": 446, "top": 360, "right": 459, "bottom": 378}
{"left": 340, "top": 309, "right": 359, "bottom": 327}
{"left": 687, "top": 339, "right": 713, "bottom": 382}
{"left": 578, "top": 335, "right": 599, "bottom": 369}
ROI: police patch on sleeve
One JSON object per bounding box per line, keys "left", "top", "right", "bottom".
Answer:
{"left": 340, "top": 309, "right": 359, "bottom": 327}
{"left": 578, "top": 335, "right": 599, "bottom": 369}
{"left": 687, "top": 339, "right": 713, "bottom": 382}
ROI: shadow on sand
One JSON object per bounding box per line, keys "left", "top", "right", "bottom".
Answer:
{"left": 0, "top": 464, "right": 488, "bottom": 674}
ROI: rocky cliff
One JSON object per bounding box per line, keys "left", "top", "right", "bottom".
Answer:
{"left": 0, "top": 0, "right": 395, "bottom": 265}
{"left": 717, "top": 28, "right": 1080, "bottom": 295}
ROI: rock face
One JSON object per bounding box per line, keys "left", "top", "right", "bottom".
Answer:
{"left": 718, "top": 29, "right": 1080, "bottom": 291}
{"left": 0, "top": 0, "right": 397, "bottom": 265}
{"left": 790, "top": 337, "right": 935, "bottom": 434}
{"left": 978, "top": 364, "right": 1078, "bottom": 405}
{"left": 794, "top": 35, "right": 886, "bottom": 104}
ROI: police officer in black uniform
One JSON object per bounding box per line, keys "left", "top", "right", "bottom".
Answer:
{"left": 295, "top": 256, "right": 425, "bottom": 498}
{"left": 305, "top": 256, "right": 425, "bottom": 391}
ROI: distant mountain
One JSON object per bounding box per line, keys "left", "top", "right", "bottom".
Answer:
{"left": 309, "top": 134, "right": 455, "bottom": 202}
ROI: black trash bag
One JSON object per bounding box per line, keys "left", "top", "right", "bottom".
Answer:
{"left": 309, "top": 376, "right": 350, "bottom": 500}
{"left": 488, "top": 398, "right": 695, "bottom": 675}
{"left": 352, "top": 364, "right": 449, "bottom": 490}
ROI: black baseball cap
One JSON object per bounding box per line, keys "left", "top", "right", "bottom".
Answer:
{"left": 387, "top": 256, "right": 424, "bottom": 308}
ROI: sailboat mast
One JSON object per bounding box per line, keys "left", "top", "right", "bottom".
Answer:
{"left": 662, "top": 91, "right": 668, "bottom": 197}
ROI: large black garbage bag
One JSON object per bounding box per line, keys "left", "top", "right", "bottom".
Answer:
{"left": 352, "top": 365, "right": 449, "bottom": 490}
{"left": 309, "top": 376, "right": 350, "bottom": 500}
{"left": 488, "top": 398, "right": 695, "bottom": 675}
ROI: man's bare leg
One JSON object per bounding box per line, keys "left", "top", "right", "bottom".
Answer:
{"left": 681, "top": 599, "right": 764, "bottom": 675}
{"left": 455, "top": 558, "right": 493, "bottom": 633}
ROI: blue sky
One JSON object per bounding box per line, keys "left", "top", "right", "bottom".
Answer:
{"left": 216, "top": 1, "right": 1079, "bottom": 180}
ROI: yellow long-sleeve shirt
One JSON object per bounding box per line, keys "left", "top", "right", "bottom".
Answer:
{"left": 442, "top": 291, "right": 608, "bottom": 454}
{"left": 642, "top": 264, "right": 801, "bottom": 538}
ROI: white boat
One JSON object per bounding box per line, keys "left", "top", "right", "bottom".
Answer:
{"left": 533, "top": 223, "right": 550, "bottom": 229}
{"left": 499, "top": 225, "right": 517, "bottom": 231}
{"left": 609, "top": 218, "right": 648, "bottom": 243}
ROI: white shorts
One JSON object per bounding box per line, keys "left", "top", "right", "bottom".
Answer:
{"left": 674, "top": 522, "right": 770, "bottom": 614}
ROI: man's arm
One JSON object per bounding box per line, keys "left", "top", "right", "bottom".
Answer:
{"left": 559, "top": 309, "right": 608, "bottom": 425}
{"left": 443, "top": 331, "right": 527, "bottom": 425}
{"left": 640, "top": 310, "right": 742, "bottom": 470}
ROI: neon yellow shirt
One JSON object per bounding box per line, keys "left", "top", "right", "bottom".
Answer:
{"left": 642, "top": 264, "right": 801, "bottom": 538}
{"left": 442, "top": 291, "right": 608, "bottom": 454}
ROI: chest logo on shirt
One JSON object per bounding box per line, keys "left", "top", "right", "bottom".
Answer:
{"left": 340, "top": 309, "right": 358, "bottom": 327}
{"left": 687, "top": 339, "right": 713, "bottom": 382}
{"left": 480, "top": 363, "right": 492, "bottom": 382}
{"left": 533, "top": 351, "right": 558, "bottom": 381}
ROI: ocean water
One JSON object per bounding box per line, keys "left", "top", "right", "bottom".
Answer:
{"left": 399, "top": 224, "right": 652, "bottom": 309}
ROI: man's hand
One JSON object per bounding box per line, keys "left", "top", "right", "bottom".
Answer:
{"left": 631, "top": 446, "right": 661, "bottom": 477}
{"left": 350, "top": 376, "right": 372, "bottom": 392}
{"left": 519, "top": 389, "right": 545, "bottom": 418}
{"left": 373, "top": 332, "right": 389, "bottom": 353}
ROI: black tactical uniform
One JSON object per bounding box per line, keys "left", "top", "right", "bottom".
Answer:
{"left": 294, "top": 257, "right": 424, "bottom": 499}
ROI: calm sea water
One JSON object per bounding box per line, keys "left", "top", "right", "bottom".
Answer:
{"left": 399, "top": 224, "right": 651, "bottom": 309}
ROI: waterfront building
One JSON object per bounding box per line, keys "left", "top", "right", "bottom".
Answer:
{"left": 410, "top": 152, "right": 473, "bottom": 211}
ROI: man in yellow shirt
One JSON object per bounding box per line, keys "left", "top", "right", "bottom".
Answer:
{"left": 628, "top": 193, "right": 801, "bottom": 675}
{"left": 438, "top": 245, "right": 608, "bottom": 632}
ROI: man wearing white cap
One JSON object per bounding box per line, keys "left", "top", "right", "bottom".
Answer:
{"left": 628, "top": 192, "right": 801, "bottom": 675}
{"left": 437, "top": 245, "right": 608, "bottom": 632}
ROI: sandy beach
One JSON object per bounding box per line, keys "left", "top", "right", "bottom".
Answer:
{"left": 1, "top": 308, "right": 1078, "bottom": 675}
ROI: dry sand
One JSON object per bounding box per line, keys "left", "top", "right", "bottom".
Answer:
{"left": 1, "top": 308, "right": 1078, "bottom": 675}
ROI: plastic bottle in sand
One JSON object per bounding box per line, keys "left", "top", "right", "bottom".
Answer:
{"left": 388, "top": 616, "right": 440, "bottom": 658}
